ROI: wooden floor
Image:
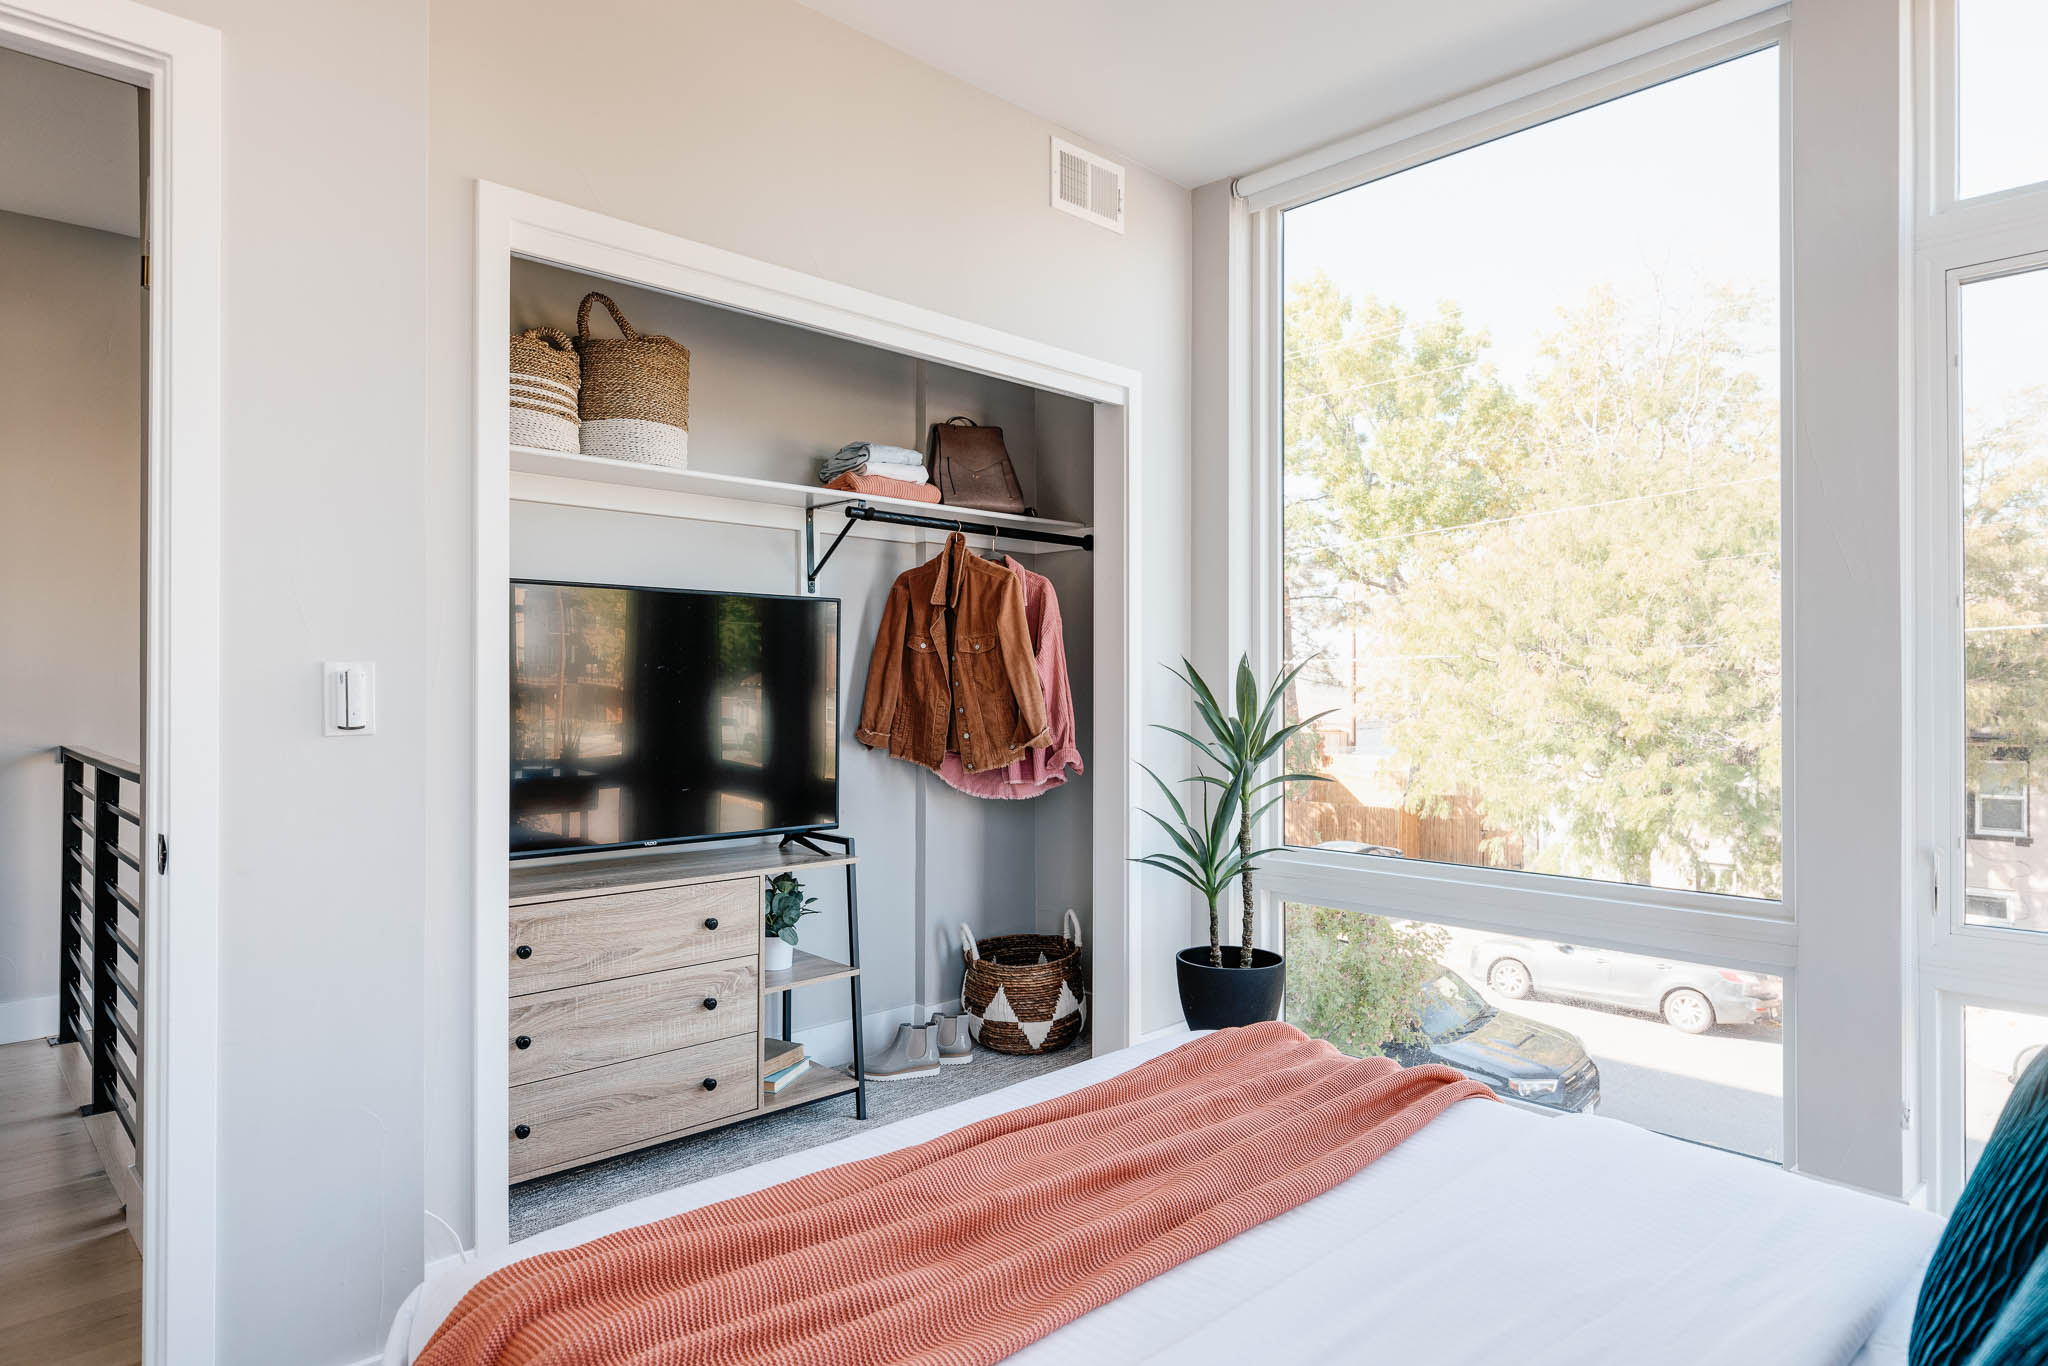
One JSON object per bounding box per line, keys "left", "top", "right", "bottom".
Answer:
{"left": 0, "top": 1040, "right": 141, "bottom": 1366}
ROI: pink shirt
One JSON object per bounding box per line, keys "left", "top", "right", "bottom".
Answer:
{"left": 936, "top": 557, "right": 1082, "bottom": 799}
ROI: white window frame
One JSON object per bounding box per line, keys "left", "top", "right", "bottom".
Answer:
{"left": 1218, "top": 0, "right": 1926, "bottom": 1200}
{"left": 1968, "top": 757, "right": 2029, "bottom": 840}
{"left": 1913, "top": 0, "right": 2048, "bottom": 1211}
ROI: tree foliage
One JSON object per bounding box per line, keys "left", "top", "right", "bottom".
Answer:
{"left": 1284, "top": 273, "right": 1783, "bottom": 895}
{"left": 1282, "top": 905, "right": 1447, "bottom": 1058}
{"left": 1964, "top": 389, "right": 2048, "bottom": 773}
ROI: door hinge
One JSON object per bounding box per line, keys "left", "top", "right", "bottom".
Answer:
{"left": 157, "top": 835, "right": 168, "bottom": 874}
{"left": 1901, "top": 1104, "right": 1912, "bottom": 1131}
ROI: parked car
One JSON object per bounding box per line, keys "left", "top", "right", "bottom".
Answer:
{"left": 1463, "top": 935, "right": 1781, "bottom": 1034}
{"left": 1385, "top": 967, "right": 1601, "bottom": 1113}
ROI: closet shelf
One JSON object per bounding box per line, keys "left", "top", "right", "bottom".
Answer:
{"left": 510, "top": 446, "right": 1093, "bottom": 541}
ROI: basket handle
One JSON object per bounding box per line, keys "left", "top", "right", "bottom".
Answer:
{"left": 576, "top": 292, "right": 639, "bottom": 343}
{"left": 1063, "top": 908, "right": 1083, "bottom": 950}
{"left": 519, "top": 327, "right": 575, "bottom": 353}
{"left": 959, "top": 923, "right": 980, "bottom": 964}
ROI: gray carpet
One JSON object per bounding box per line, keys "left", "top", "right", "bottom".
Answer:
{"left": 510, "top": 1042, "right": 1089, "bottom": 1240}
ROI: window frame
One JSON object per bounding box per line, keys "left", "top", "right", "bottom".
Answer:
{"left": 1248, "top": 32, "right": 1797, "bottom": 932}
{"left": 1912, "top": 0, "right": 2048, "bottom": 1211}
{"left": 1241, "top": 12, "right": 1804, "bottom": 1170}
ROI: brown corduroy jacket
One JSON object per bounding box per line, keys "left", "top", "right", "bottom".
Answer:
{"left": 856, "top": 532, "right": 1051, "bottom": 774}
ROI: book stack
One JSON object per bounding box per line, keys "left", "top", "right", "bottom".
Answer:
{"left": 763, "top": 1038, "right": 811, "bottom": 1095}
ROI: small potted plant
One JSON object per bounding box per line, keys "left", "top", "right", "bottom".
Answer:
{"left": 1137, "top": 655, "right": 1328, "bottom": 1029}
{"left": 763, "top": 872, "right": 817, "bottom": 972}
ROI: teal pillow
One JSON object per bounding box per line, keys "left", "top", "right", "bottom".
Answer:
{"left": 1967, "top": 1249, "right": 2048, "bottom": 1366}
{"left": 1914, "top": 1048, "right": 2048, "bottom": 1366}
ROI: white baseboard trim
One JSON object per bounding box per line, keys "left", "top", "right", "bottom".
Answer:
{"left": 0, "top": 994, "right": 57, "bottom": 1044}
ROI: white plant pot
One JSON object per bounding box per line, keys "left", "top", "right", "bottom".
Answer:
{"left": 763, "top": 936, "right": 794, "bottom": 972}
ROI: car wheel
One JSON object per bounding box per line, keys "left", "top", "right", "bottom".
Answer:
{"left": 1662, "top": 988, "right": 1714, "bottom": 1034}
{"left": 1488, "top": 958, "right": 1532, "bottom": 1000}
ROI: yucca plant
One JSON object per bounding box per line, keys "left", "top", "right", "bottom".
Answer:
{"left": 1141, "top": 655, "right": 1331, "bottom": 967}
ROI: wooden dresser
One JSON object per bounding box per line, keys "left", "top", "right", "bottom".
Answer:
{"left": 507, "top": 841, "right": 864, "bottom": 1182}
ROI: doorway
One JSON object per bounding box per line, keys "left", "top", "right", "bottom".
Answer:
{"left": 0, "top": 2, "right": 223, "bottom": 1361}
{"left": 0, "top": 41, "right": 147, "bottom": 1366}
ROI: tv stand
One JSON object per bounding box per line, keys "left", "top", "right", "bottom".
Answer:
{"left": 505, "top": 834, "right": 867, "bottom": 1182}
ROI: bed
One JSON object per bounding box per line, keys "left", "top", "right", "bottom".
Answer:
{"left": 388, "top": 1029, "right": 1940, "bottom": 1366}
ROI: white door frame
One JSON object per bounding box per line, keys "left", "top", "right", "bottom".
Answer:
{"left": 0, "top": 1, "right": 222, "bottom": 1361}
{"left": 470, "top": 182, "right": 1143, "bottom": 1252}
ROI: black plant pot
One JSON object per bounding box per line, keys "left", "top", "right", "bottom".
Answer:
{"left": 1176, "top": 947, "right": 1286, "bottom": 1030}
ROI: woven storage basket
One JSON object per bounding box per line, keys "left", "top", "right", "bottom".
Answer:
{"left": 574, "top": 292, "right": 691, "bottom": 468}
{"left": 508, "top": 327, "right": 581, "bottom": 453}
{"left": 960, "top": 909, "right": 1085, "bottom": 1055}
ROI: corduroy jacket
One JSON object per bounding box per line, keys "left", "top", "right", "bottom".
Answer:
{"left": 856, "top": 532, "right": 1051, "bottom": 774}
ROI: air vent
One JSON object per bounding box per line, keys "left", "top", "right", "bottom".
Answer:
{"left": 1050, "top": 136, "right": 1124, "bottom": 233}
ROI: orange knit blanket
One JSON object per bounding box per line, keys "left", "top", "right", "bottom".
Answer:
{"left": 418, "top": 1022, "right": 1493, "bottom": 1366}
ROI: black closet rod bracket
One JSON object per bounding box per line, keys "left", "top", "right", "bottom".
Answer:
{"left": 803, "top": 500, "right": 1093, "bottom": 594}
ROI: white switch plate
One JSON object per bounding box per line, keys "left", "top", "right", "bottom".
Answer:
{"left": 322, "top": 661, "right": 376, "bottom": 736}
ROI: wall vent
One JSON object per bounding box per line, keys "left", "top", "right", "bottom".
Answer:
{"left": 1050, "top": 136, "right": 1124, "bottom": 233}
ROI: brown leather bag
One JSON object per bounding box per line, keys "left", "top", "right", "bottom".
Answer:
{"left": 928, "top": 417, "right": 1027, "bottom": 515}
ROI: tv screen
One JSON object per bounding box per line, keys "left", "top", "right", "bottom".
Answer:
{"left": 510, "top": 580, "right": 839, "bottom": 856}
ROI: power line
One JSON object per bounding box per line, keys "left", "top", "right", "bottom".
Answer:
{"left": 1305, "top": 473, "right": 1779, "bottom": 549}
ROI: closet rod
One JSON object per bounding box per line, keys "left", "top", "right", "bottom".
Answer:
{"left": 804, "top": 500, "right": 1093, "bottom": 594}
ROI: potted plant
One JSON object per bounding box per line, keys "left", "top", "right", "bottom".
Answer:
{"left": 1137, "top": 655, "right": 1328, "bottom": 1029}
{"left": 763, "top": 872, "right": 817, "bottom": 973}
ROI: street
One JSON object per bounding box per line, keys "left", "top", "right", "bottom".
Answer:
{"left": 1440, "top": 927, "right": 1784, "bottom": 1160}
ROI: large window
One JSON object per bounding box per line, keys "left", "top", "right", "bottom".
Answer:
{"left": 1920, "top": 0, "right": 2048, "bottom": 1209}
{"left": 1279, "top": 50, "right": 1782, "bottom": 899}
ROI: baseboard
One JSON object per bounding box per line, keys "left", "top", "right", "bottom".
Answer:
{"left": 0, "top": 994, "right": 57, "bottom": 1044}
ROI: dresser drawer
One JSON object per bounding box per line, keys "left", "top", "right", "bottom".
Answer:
{"left": 509, "top": 878, "right": 757, "bottom": 994}
{"left": 508, "top": 956, "right": 758, "bottom": 1086}
{"left": 508, "top": 1034, "right": 757, "bottom": 1180}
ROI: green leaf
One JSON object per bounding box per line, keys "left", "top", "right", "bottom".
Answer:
{"left": 777, "top": 927, "right": 799, "bottom": 945}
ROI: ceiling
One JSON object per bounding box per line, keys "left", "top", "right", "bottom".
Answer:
{"left": 795, "top": 0, "right": 1711, "bottom": 187}
{"left": 0, "top": 46, "right": 140, "bottom": 236}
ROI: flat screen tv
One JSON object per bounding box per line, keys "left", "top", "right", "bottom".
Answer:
{"left": 510, "top": 580, "right": 839, "bottom": 857}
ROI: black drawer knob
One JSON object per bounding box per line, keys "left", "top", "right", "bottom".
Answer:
{"left": 514, "top": 1034, "right": 531, "bottom": 1049}
{"left": 703, "top": 916, "right": 719, "bottom": 930}
{"left": 514, "top": 945, "right": 532, "bottom": 959}
{"left": 701, "top": 1077, "right": 718, "bottom": 1091}
{"left": 702, "top": 996, "right": 718, "bottom": 1011}
{"left": 513, "top": 1123, "right": 531, "bottom": 1140}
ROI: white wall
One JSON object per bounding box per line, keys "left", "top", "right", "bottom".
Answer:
{"left": 0, "top": 208, "right": 141, "bottom": 1044}
{"left": 112, "top": 0, "right": 432, "bottom": 1361}
{"left": 427, "top": 0, "right": 1193, "bottom": 1273}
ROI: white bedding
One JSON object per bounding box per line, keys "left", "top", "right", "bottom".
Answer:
{"left": 390, "top": 1031, "right": 1939, "bottom": 1366}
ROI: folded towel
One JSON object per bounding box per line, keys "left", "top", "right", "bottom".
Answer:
{"left": 825, "top": 470, "right": 941, "bottom": 503}
{"left": 821, "top": 441, "right": 928, "bottom": 483}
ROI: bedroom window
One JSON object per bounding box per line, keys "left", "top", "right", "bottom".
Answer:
{"left": 1282, "top": 903, "right": 1784, "bottom": 1159}
{"left": 1955, "top": 0, "right": 2048, "bottom": 201}
{"left": 1277, "top": 49, "right": 1782, "bottom": 900}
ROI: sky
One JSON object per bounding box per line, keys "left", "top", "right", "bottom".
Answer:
{"left": 1283, "top": 47, "right": 1781, "bottom": 393}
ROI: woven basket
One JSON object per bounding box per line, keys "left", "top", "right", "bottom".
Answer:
{"left": 574, "top": 292, "right": 691, "bottom": 468}
{"left": 508, "top": 327, "right": 580, "bottom": 453}
{"left": 960, "top": 909, "right": 1084, "bottom": 1055}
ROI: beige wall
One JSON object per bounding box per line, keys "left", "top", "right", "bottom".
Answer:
{"left": 0, "top": 208, "right": 141, "bottom": 1043}
{"left": 426, "top": 0, "right": 1194, "bottom": 1260}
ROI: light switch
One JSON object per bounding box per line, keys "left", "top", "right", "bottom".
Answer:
{"left": 323, "top": 661, "right": 376, "bottom": 736}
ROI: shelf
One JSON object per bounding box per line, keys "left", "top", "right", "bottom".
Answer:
{"left": 762, "top": 1063, "right": 859, "bottom": 1113}
{"left": 509, "top": 445, "right": 1093, "bottom": 546}
{"left": 761, "top": 949, "right": 859, "bottom": 995}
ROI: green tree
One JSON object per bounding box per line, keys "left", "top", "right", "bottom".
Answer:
{"left": 1282, "top": 905, "right": 1448, "bottom": 1058}
{"left": 1964, "top": 389, "right": 2048, "bottom": 772}
{"left": 1286, "top": 283, "right": 1784, "bottom": 895}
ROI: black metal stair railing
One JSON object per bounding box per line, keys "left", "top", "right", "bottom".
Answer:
{"left": 56, "top": 746, "right": 144, "bottom": 1163}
